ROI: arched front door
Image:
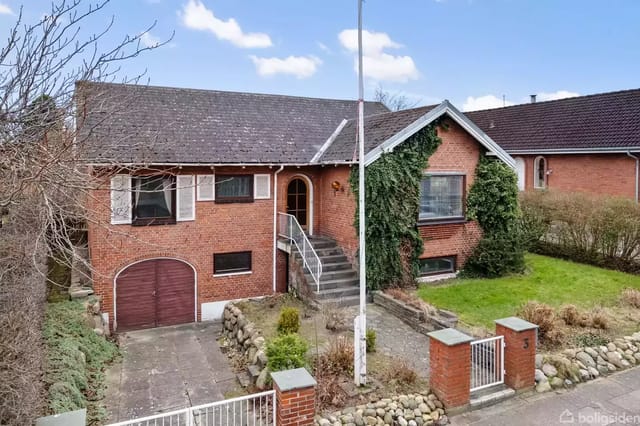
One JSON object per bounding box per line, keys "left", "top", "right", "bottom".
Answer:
{"left": 115, "top": 258, "right": 195, "bottom": 331}
{"left": 287, "top": 178, "right": 308, "bottom": 229}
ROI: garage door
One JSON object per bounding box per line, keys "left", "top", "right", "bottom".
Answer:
{"left": 116, "top": 259, "right": 195, "bottom": 331}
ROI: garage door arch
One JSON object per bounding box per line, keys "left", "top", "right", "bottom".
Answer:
{"left": 114, "top": 257, "right": 197, "bottom": 331}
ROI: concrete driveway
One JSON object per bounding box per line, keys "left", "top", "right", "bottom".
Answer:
{"left": 105, "top": 321, "right": 239, "bottom": 423}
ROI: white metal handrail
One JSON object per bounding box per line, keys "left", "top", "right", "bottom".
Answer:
{"left": 108, "top": 390, "right": 276, "bottom": 426}
{"left": 278, "top": 212, "right": 322, "bottom": 291}
{"left": 470, "top": 335, "right": 505, "bottom": 392}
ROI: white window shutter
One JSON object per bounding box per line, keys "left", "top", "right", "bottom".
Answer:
{"left": 110, "top": 174, "right": 132, "bottom": 224}
{"left": 177, "top": 175, "right": 196, "bottom": 221}
{"left": 197, "top": 175, "right": 215, "bottom": 201}
{"left": 254, "top": 174, "right": 271, "bottom": 199}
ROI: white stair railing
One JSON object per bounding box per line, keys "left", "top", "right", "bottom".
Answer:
{"left": 278, "top": 212, "right": 322, "bottom": 292}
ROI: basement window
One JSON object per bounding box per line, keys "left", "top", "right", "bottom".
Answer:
{"left": 214, "top": 251, "right": 252, "bottom": 275}
{"left": 419, "top": 256, "right": 456, "bottom": 276}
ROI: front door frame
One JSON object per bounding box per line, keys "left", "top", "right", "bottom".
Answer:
{"left": 286, "top": 174, "right": 313, "bottom": 235}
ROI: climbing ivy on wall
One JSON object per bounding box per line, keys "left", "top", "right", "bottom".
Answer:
{"left": 349, "top": 124, "right": 441, "bottom": 290}
{"left": 463, "top": 155, "right": 524, "bottom": 278}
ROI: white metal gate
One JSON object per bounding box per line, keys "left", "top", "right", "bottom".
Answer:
{"left": 470, "top": 335, "right": 504, "bottom": 392}
{"left": 108, "top": 390, "right": 276, "bottom": 426}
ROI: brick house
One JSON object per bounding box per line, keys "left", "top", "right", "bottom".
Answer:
{"left": 467, "top": 88, "right": 640, "bottom": 200}
{"left": 78, "top": 82, "right": 514, "bottom": 331}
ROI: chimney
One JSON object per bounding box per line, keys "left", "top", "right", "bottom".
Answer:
{"left": 530, "top": 94, "right": 537, "bottom": 103}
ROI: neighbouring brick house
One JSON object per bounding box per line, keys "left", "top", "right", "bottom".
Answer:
{"left": 77, "top": 82, "right": 514, "bottom": 331}
{"left": 467, "top": 88, "right": 640, "bottom": 200}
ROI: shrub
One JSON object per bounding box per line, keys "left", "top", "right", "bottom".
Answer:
{"left": 383, "top": 360, "right": 417, "bottom": 385}
{"left": 574, "top": 332, "right": 609, "bottom": 347}
{"left": 322, "top": 304, "right": 348, "bottom": 332}
{"left": 520, "top": 191, "right": 640, "bottom": 273}
{"left": 518, "top": 301, "right": 556, "bottom": 338}
{"left": 589, "top": 308, "right": 610, "bottom": 330}
{"left": 461, "top": 231, "right": 526, "bottom": 278}
{"left": 366, "top": 329, "right": 376, "bottom": 353}
{"left": 559, "top": 304, "right": 580, "bottom": 326}
{"left": 544, "top": 328, "right": 567, "bottom": 347}
{"left": 621, "top": 288, "right": 640, "bottom": 308}
{"left": 318, "top": 336, "right": 354, "bottom": 375}
{"left": 276, "top": 307, "right": 300, "bottom": 335}
{"left": 44, "top": 301, "right": 119, "bottom": 425}
{"left": 266, "top": 333, "right": 308, "bottom": 372}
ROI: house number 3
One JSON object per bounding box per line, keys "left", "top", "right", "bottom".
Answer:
{"left": 523, "top": 338, "right": 529, "bottom": 349}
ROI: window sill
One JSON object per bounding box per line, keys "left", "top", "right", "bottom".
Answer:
{"left": 215, "top": 199, "right": 254, "bottom": 204}
{"left": 131, "top": 218, "right": 177, "bottom": 226}
{"left": 213, "top": 271, "right": 253, "bottom": 278}
{"left": 417, "top": 218, "right": 467, "bottom": 226}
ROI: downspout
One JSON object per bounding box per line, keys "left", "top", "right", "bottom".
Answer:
{"left": 627, "top": 151, "right": 639, "bottom": 203}
{"left": 272, "top": 165, "right": 285, "bottom": 292}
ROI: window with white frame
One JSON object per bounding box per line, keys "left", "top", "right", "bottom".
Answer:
{"left": 132, "top": 176, "right": 175, "bottom": 224}
{"left": 534, "top": 156, "right": 547, "bottom": 189}
{"left": 419, "top": 174, "right": 465, "bottom": 221}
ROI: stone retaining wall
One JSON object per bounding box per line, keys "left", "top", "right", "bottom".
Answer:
{"left": 373, "top": 292, "right": 457, "bottom": 335}
{"left": 222, "top": 302, "right": 269, "bottom": 389}
{"left": 315, "top": 392, "right": 447, "bottom": 426}
{"left": 534, "top": 331, "right": 640, "bottom": 392}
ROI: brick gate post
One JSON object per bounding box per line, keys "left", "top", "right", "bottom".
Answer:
{"left": 271, "top": 368, "right": 317, "bottom": 426}
{"left": 495, "top": 317, "right": 538, "bottom": 391}
{"left": 428, "top": 328, "right": 474, "bottom": 410}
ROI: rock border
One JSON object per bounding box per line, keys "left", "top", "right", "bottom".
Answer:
{"left": 373, "top": 291, "right": 458, "bottom": 335}
{"left": 534, "top": 331, "right": 640, "bottom": 393}
{"left": 315, "top": 392, "right": 447, "bottom": 426}
{"left": 221, "top": 302, "right": 269, "bottom": 389}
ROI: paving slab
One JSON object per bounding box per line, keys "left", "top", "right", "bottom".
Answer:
{"left": 450, "top": 367, "right": 640, "bottom": 426}
{"left": 104, "top": 321, "right": 241, "bottom": 423}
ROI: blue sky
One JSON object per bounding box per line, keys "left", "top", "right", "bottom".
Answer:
{"left": 2, "top": 0, "right": 640, "bottom": 110}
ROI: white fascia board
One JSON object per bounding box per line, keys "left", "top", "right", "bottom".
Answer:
{"left": 363, "top": 100, "right": 516, "bottom": 169}
{"left": 310, "top": 119, "right": 348, "bottom": 163}
{"left": 506, "top": 147, "right": 640, "bottom": 155}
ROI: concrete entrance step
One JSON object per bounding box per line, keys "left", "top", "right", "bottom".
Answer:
{"left": 469, "top": 384, "right": 516, "bottom": 410}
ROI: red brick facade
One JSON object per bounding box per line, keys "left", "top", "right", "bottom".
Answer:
{"left": 88, "top": 120, "right": 491, "bottom": 329}
{"left": 274, "top": 383, "right": 316, "bottom": 426}
{"left": 515, "top": 153, "right": 637, "bottom": 199}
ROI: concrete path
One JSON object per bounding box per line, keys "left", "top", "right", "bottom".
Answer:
{"left": 104, "top": 321, "right": 239, "bottom": 423}
{"left": 450, "top": 367, "right": 640, "bottom": 426}
{"left": 349, "top": 304, "right": 430, "bottom": 376}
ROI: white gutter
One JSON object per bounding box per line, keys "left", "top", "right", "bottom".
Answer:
{"left": 627, "top": 152, "right": 639, "bottom": 203}
{"left": 506, "top": 147, "right": 640, "bottom": 155}
{"left": 272, "top": 165, "right": 285, "bottom": 292}
{"left": 89, "top": 162, "right": 320, "bottom": 167}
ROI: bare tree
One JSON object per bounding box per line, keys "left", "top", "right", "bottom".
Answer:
{"left": 374, "top": 85, "right": 419, "bottom": 111}
{"left": 0, "top": 1, "right": 169, "bottom": 423}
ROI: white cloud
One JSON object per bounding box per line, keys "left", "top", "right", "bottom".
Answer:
{"left": 180, "top": 0, "right": 271, "bottom": 48}
{"left": 0, "top": 3, "right": 14, "bottom": 15}
{"left": 249, "top": 55, "right": 321, "bottom": 79}
{"left": 140, "top": 31, "right": 161, "bottom": 48}
{"left": 536, "top": 90, "right": 580, "bottom": 102}
{"left": 463, "top": 95, "right": 513, "bottom": 111}
{"left": 338, "top": 29, "right": 418, "bottom": 83}
{"left": 317, "top": 42, "right": 331, "bottom": 54}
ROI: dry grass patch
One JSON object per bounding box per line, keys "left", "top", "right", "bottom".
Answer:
{"left": 621, "top": 288, "right": 640, "bottom": 308}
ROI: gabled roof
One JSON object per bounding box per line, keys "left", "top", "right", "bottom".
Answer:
{"left": 466, "top": 88, "right": 640, "bottom": 154}
{"left": 317, "top": 101, "right": 516, "bottom": 168}
{"left": 77, "top": 82, "right": 388, "bottom": 164}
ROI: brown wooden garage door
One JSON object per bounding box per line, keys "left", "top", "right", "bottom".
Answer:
{"left": 116, "top": 259, "right": 195, "bottom": 331}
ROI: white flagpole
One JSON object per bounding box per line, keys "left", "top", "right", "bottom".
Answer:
{"left": 354, "top": 0, "right": 367, "bottom": 386}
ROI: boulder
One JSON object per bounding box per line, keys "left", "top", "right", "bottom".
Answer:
{"left": 550, "top": 377, "right": 565, "bottom": 389}
{"left": 256, "top": 368, "right": 269, "bottom": 390}
{"left": 585, "top": 347, "right": 599, "bottom": 359}
{"left": 542, "top": 363, "right": 558, "bottom": 377}
{"left": 576, "top": 352, "right": 596, "bottom": 368}
{"left": 587, "top": 366, "right": 600, "bottom": 378}
{"left": 535, "top": 354, "right": 543, "bottom": 369}
{"left": 535, "top": 369, "right": 547, "bottom": 383}
{"left": 606, "top": 351, "right": 624, "bottom": 368}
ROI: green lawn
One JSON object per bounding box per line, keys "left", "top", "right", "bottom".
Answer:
{"left": 417, "top": 253, "right": 640, "bottom": 329}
